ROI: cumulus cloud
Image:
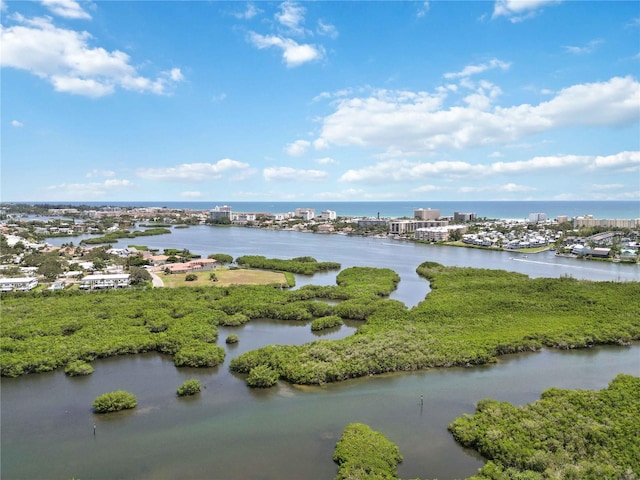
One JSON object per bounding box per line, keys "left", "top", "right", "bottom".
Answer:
{"left": 0, "top": 15, "right": 184, "bottom": 97}
{"left": 338, "top": 151, "right": 640, "bottom": 184}
{"left": 314, "top": 76, "right": 640, "bottom": 155}
{"left": 444, "top": 58, "right": 511, "bottom": 79}
{"left": 285, "top": 139, "right": 311, "bottom": 157}
{"left": 263, "top": 166, "right": 328, "bottom": 181}
{"left": 41, "top": 0, "right": 91, "bottom": 20}
{"left": 137, "top": 159, "right": 253, "bottom": 181}
{"left": 46, "top": 178, "right": 134, "bottom": 198}
{"left": 248, "top": 32, "right": 324, "bottom": 67}
{"left": 492, "top": 0, "right": 561, "bottom": 22}
{"left": 11, "top": 120, "right": 24, "bottom": 127}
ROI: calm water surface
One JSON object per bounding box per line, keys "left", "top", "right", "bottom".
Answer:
{"left": 4, "top": 227, "right": 639, "bottom": 479}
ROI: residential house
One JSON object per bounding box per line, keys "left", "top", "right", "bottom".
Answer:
{"left": 0, "top": 277, "right": 38, "bottom": 292}
{"left": 79, "top": 274, "right": 131, "bottom": 290}
{"left": 164, "top": 258, "right": 217, "bottom": 274}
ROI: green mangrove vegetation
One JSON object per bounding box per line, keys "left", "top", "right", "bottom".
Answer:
{"left": 177, "top": 379, "right": 201, "bottom": 397}
{"left": 311, "top": 315, "right": 344, "bottom": 331}
{"left": 92, "top": 390, "right": 137, "bottom": 413}
{"left": 235, "top": 255, "right": 341, "bottom": 275}
{"left": 333, "top": 423, "right": 403, "bottom": 480}
{"left": 225, "top": 334, "right": 239, "bottom": 344}
{"left": 230, "top": 262, "right": 639, "bottom": 385}
{"left": 0, "top": 265, "right": 394, "bottom": 377}
{"left": 80, "top": 228, "right": 171, "bottom": 245}
{"left": 448, "top": 374, "right": 640, "bottom": 479}
{"left": 2, "top": 261, "right": 638, "bottom": 387}
{"left": 246, "top": 365, "right": 279, "bottom": 388}
{"left": 64, "top": 360, "right": 94, "bottom": 376}
{"left": 331, "top": 376, "right": 639, "bottom": 479}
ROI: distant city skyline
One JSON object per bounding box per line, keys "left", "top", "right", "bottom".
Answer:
{"left": 2, "top": 0, "right": 639, "bottom": 202}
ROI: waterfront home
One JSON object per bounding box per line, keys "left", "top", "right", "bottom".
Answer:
{"left": 0, "top": 277, "right": 38, "bottom": 292}
{"left": 79, "top": 273, "right": 130, "bottom": 290}
{"left": 164, "top": 258, "right": 217, "bottom": 274}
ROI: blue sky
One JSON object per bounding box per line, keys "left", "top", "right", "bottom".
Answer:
{"left": 1, "top": 0, "right": 639, "bottom": 202}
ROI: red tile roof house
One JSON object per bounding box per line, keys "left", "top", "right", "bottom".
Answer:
{"left": 165, "top": 258, "right": 217, "bottom": 274}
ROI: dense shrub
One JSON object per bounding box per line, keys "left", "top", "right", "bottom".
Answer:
{"left": 333, "top": 423, "right": 402, "bottom": 479}
{"left": 185, "top": 273, "right": 198, "bottom": 282}
{"left": 173, "top": 344, "right": 225, "bottom": 368}
{"left": 92, "top": 390, "right": 137, "bottom": 413}
{"left": 219, "top": 313, "right": 249, "bottom": 326}
{"left": 64, "top": 360, "right": 94, "bottom": 376}
{"left": 311, "top": 315, "right": 343, "bottom": 331}
{"left": 176, "top": 379, "right": 201, "bottom": 396}
{"left": 207, "top": 253, "right": 233, "bottom": 264}
{"left": 449, "top": 374, "right": 640, "bottom": 479}
{"left": 225, "top": 334, "right": 239, "bottom": 344}
{"left": 246, "top": 365, "right": 279, "bottom": 388}
{"left": 235, "top": 255, "right": 341, "bottom": 275}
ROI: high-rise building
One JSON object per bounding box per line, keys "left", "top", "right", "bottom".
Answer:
{"left": 414, "top": 208, "right": 440, "bottom": 220}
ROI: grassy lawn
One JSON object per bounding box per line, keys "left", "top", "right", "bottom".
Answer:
{"left": 160, "top": 268, "right": 287, "bottom": 288}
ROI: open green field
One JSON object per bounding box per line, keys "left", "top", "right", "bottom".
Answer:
{"left": 160, "top": 268, "right": 288, "bottom": 288}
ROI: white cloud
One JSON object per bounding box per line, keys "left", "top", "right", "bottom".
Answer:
{"left": 590, "top": 151, "right": 640, "bottom": 170}
{"left": 41, "top": 0, "right": 91, "bottom": 20}
{"left": 10, "top": 120, "right": 24, "bottom": 127}
{"left": 46, "top": 178, "right": 134, "bottom": 198}
{"left": 276, "top": 0, "right": 306, "bottom": 35}
{"left": 492, "top": 0, "right": 561, "bottom": 22}
{"left": 0, "top": 16, "right": 184, "bottom": 97}
{"left": 263, "top": 166, "right": 328, "bottom": 181}
{"left": 317, "top": 19, "right": 338, "bottom": 38}
{"left": 417, "top": 1, "right": 430, "bottom": 18}
{"left": 314, "top": 76, "right": 640, "bottom": 155}
{"left": 248, "top": 32, "right": 324, "bottom": 67}
{"left": 232, "top": 3, "right": 260, "bottom": 20}
{"left": 444, "top": 58, "right": 511, "bottom": 79}
{"left": 412, "top": 185, "right": 447, "bottom": 193}
{"left": 285, "top": 139, "right": 311, "bottom": 157}
{"left": 137, "top": 159, "right": 253, "bottom": 181}
{"left": 315, "top": 157, "right": 337, "bottom": 165}
{"left": 338, "top": 151, "right": 640, "bottom": 184}
{"left": 180, "top": 191, "right": 203, "bottom": 198}
{"left": 85, "top": 169, "right": 115, "bottom": 178}
{"left": 563, "top": 39, "right": 603, "bottom": 55}
{"left": 488, "top": 151, "right": 503, "bottom": 158}
{"left": 339, "top": 159, "right": 484, "bottom": 184}
{"left": 460, "top": 183, "right": 535, "bottom": 193}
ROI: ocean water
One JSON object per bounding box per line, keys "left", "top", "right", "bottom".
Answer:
{"left": 32, "top": 200, "right": 640, "bottom": 220}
